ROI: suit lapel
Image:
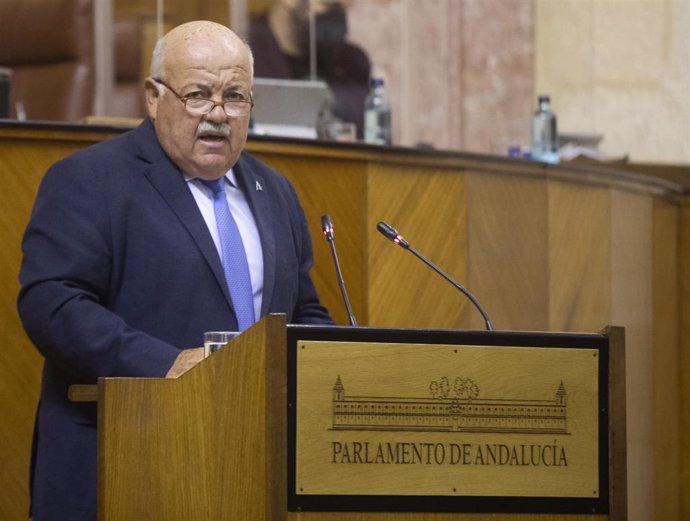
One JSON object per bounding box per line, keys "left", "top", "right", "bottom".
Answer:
{"left": 134, "top": 120, "right": 234, "bottom": 312}
{"left": 234, "top": 155, "right": 276, "bottom": 317}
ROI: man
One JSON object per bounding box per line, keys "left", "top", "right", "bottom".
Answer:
{"left": 249, "top": 0, "right": 370, "bottom": 137}
{"left": 18, "top": 21, "right": 333, "bottom": 521}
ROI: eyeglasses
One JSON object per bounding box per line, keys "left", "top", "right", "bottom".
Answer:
{"left": 153, "top": 78, "right": 253, "bottom": 117}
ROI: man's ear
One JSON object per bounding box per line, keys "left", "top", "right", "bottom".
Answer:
{"left": 144, "top": 77, "right": 160, "bottom": 120}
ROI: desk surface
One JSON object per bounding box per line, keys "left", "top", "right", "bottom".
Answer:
{"left": 1, "top": 118, "right": 687, "bottom": 195}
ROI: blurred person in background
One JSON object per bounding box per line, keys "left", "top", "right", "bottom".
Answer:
{"left": 250, "top": 0, "right": 370, "bottom": 138}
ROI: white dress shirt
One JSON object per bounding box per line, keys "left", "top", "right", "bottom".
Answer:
{"left": 186, "top": 169, "right": 264, "bottom": 321}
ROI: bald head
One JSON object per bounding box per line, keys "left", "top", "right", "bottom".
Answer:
{"left": 150, "top": 21, "right": 254, "bottom": 81}
{"left": 144, "top": 20, "right": 255, "bottom": 180}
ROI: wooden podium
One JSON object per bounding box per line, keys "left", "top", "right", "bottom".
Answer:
{"left": 97, "top": 315, "right": 288, "bottom": 521}
{"left": 93, "top": 315, "right": 626, "bottom": 521}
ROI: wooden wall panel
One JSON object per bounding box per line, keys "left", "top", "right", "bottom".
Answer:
{"left": 651, "top": 199, "right": 680, "bottom": 520}
{"left": 1, "top": 123, "right": 685, "bottom": 520}
{"left": 366, "top": 164, "right": 467, "bottom": 329}
{"left": 678, "top": 199, "right": 690, "bottom": 521}
{"left": 0, "top": 130, "right": 118, "bottom": 521}
{"left": 99, "top": 316, "right": 286, "bottom": 521}
{"left": 250, "top": 149, "right": 367, "bottom": 327}
{"left": 548, "top": 182, "right": 610, "bottom": 332}
{"left": 610, "top": 191, "right": 654, "bottom": 521}
{"left": 290, "top": 512, "right": 608, "bottom": 521}
{"left": 466, "top": 172, "right": 548, "bottom": 331}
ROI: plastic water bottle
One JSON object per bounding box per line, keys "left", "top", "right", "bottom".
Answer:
{"left": 364, "top": 78, "right": 392, "bottom": 145}
{"left": 531, "top": 95, "right": 559, "bottom": 163}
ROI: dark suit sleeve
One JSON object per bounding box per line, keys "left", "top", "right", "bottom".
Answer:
{"left": 280, "top": 177, "right": 335, "bottom": 325}
{"left": 17, "top": 157, "right": 180, "bottom": 383}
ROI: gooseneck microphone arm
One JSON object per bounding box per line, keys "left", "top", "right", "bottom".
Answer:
{"left": 376, "top": 221, "right": 494, "bottom": 331}
{"left": 322, "top": 215, "right": 358, "bottom": 326}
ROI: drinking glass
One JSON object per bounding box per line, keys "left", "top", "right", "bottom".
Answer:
{"left": 203, "top": 331, "right": 239, "bottom": 358}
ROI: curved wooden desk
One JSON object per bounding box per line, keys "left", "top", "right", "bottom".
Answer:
{"left": 0, "top": 120, "right": 687, "bottom": 520}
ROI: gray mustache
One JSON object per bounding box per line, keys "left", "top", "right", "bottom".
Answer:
{"left": 196, "top": 121, "right": 231, "bottom": 138}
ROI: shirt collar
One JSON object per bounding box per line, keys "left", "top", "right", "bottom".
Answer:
{"left": 184, "top": 168, "right": 238, "bottom": 188}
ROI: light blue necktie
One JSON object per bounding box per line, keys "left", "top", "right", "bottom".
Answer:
{"left": 200, "top": 178, "right": 255, "bottom": 331}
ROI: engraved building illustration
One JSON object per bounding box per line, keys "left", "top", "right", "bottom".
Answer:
{"left": 332, "top": 376, "right": 568, "bottom": 434}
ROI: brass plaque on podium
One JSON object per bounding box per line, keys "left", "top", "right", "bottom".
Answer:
{"left": 287, "top": 328, "right": 608, "bottom": 513}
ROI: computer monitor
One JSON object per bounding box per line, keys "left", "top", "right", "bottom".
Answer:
{"left": 250, "top": 77, "right": 329, "bottom": 139}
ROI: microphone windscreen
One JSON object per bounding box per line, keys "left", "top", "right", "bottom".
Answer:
{"left": 321, "top": 214, "right": 334, "bottom": 238}
{"left": 376, "top": 221, "right": 399, "bottom": 241}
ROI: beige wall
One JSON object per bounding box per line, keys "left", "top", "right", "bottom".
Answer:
{"left": 347, "top": 0, "right": 534, "bottom": 154}
{"left": 347, "top": 0, "right": 690, "bottom": 163}
{"left": 535, "top": 0, "right": 690, "bottom": 164}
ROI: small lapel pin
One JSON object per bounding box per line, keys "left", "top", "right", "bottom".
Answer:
{"left": 255, "top": 180, "right": 263, "bottom": 192}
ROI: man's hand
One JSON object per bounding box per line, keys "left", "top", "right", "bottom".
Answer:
{"left": 166, "top": 347, "right": 205, "bottom": 378}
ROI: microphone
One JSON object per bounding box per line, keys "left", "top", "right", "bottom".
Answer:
{"left": 376, "top": 221, "right": 494, "bottom": 331}
{"left": 321, "top": 214, "right": 358, "bottom": 326}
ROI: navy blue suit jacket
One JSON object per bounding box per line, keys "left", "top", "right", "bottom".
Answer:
{"left": 18, "top": 118, "right": 333, "bottom": 520}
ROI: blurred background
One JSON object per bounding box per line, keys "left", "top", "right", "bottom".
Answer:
{"left": 0, "top": 0, "right": 687, "bottom": 164}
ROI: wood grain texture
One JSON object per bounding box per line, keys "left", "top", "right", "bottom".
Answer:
{"left": 605, "top": 326, "right": 628, "bottom": 521}
{"left": 610, "top": 191, "right": 654, "bottom": 521}
{"left": 466, "top": 172, "right": 548, "bottom": 331}
{"left": 288, "top": 513, "right": 609, "bottom": 521}
{"left": 548, "top": 181, "right": 610, "bottom": 332}
{"left": 0, "top": 128, "right": 121, "bottom": 521}
{"left": 651, "top": 199, "right": 680, "bottom": 521}
{"left": 366, "top": 163, "right": 467, "bottom": 329}
{"left": 0, "top": 123, "right": 685, "bottom": 520}
{"left": 677, "top": 198, "right": 690, "bottom": 521}
{"left": 98, "top": 315, "right": 287, "bottom": 521}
